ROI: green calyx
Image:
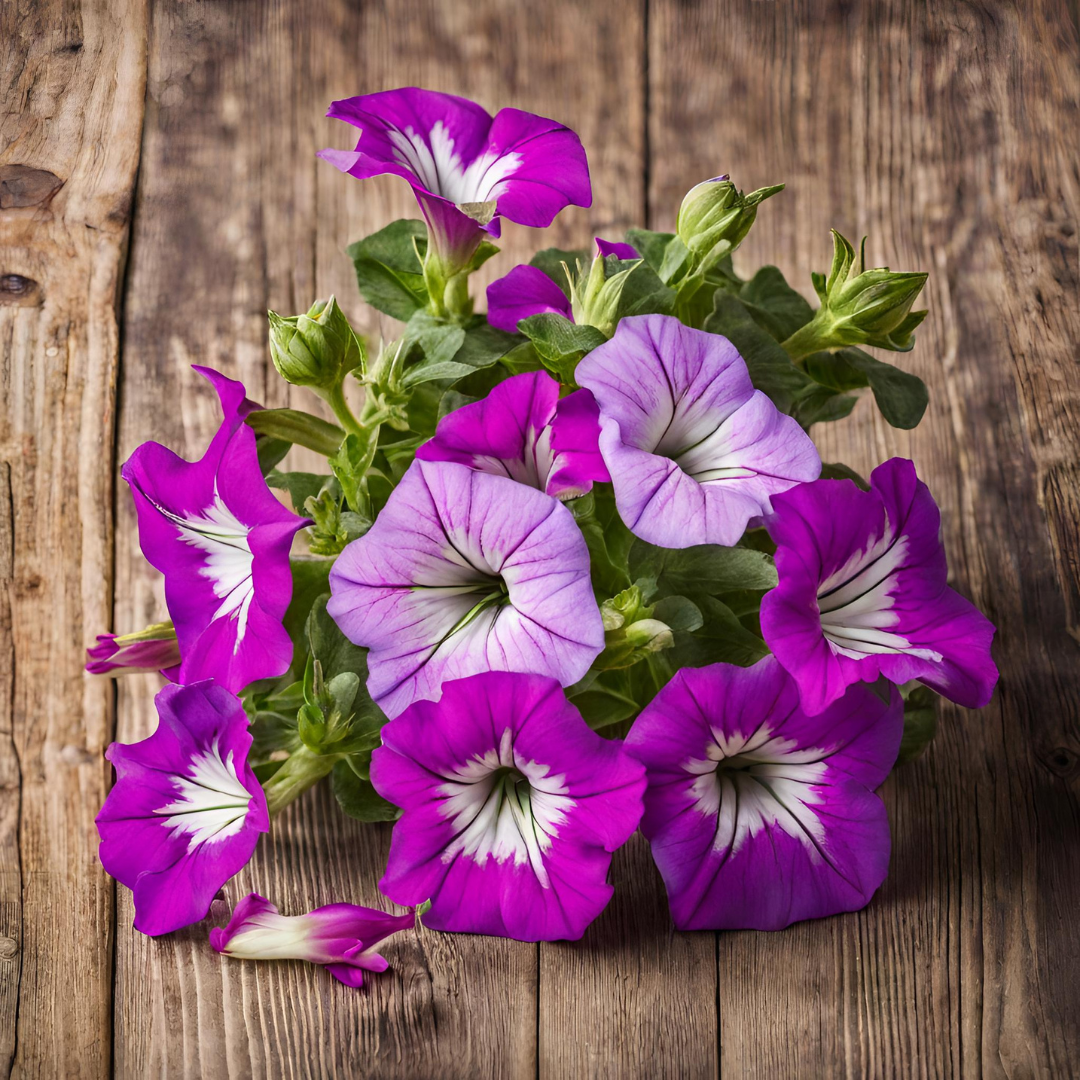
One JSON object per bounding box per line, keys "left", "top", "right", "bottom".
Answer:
{"left": 268, "top": 296, "right": 365, "bottom": 392}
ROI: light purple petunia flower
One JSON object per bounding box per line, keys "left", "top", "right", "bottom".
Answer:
{"left": 210, "top": 893, "right": 415, "bottom": 988}
{"left": 576, "top": 314, "right": 821, "bottom": 548}
{"left": 370, "top": 671, "right": 646, "bottom": 940}
{"left": 122, "top": 367, "right": 309, "bottom": 695}
{"left": 485, "top": 237, "right": 638, "bottom": 333}
{"left": 416, "top": 370, "right": 609, "bottom": 499}
{"left": 625, "top": 657, "right": 902, "bottom": 931}
{"left": 86, "top": 623, "right": 181, "bottom": 678}
{"left": 319, "top": 88, "right": 591, "bottom": 272}
{"left": 97, "top": 680, "right": 269, "bottom": 936}
{"left": 328, "top": 459, "right": 604, "bottom": 718}
{"left": 760, "top": 457, "right": 998, "bottom": 716}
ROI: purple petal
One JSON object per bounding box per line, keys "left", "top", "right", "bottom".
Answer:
{"left": 486, "top": 265, "right": 573, "bottom": 333}
{"left": 547, "top": 389, "right": 611, "bottom": 498}
{"left": 625, "top": 657, "right": 902, "bottom": 931}
{"left": 371, "top": 671, "right": 645, "bottom": 940}
{"left": 328, "top": 460, "right": 604, "bottom": 718}
{"left": 97, "top": 681, "right": 269, "bottom": 936}
{"left": 577, "top": 314, "right": 820, "bottom": 547}
{"left": 594, "top": 237, "right": 639, "bottom": 260}
{"left": 761, "top": 458, "right": 998, "bottom": 715}
{"left": 121, "top": 367, "right": 308, "bottom": 694}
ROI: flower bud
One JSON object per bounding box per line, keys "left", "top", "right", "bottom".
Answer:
{"left": 268, "top": 296, "right": 364, "bottom": 390}
{"left": 569, "top": 252, "right": 646, "bottom": 338}
{"left": 86, "top": 621, "right": 180, "bottom": 676}
{"left": 623, "top": 618, "right": 675, "bottom": 652}
{"left": 783, "top": 231, "right": 929, "bottom": 359}
{"left": 676, "top": 176, "right": 784, "bottom": 260}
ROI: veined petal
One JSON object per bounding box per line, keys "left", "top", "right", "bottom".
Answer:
{"left": 97, "top": 681, "right": 268, "bottom": 936}
{"left": 578, "top": 314, "right": 820, "bottom": 548}
{"left": 328, "top": 460, "right": 603, "bottom": 718}
{"left": 371, "top": 671, "right": 645, "bottom": 941}
{"left": 625, "top": 657, "right": 902, "bottom": 931}
{"left": 761, "top": 457, "right": 998, "bottom": 714}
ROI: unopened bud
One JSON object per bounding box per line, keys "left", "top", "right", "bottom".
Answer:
{"left": 269, "top": 296, "right": 364, "bottom": 390}
{"left": 676, "top": 176, "right": 783, "bottom": 260}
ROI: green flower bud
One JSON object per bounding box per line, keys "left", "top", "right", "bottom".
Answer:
{"left": 623, "top": 618, "right": 675, "bottom": 652}
{"left": 595, "top": 585, "right": 676, "bottom": 668}
{"left": 569, "top": 251, "right": 646, "bottom": 338}
{"left": 268, "top": 296, "right": 364, "bottom": 391}
{"left": 676, "top": 176, "right": 784, "bottom": 262}
{"left": 783, "top": 231, "right": 929, "bottom": 359}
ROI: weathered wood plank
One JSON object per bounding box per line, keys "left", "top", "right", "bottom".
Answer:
{"left": 0, "top": 1, "right": 148, "bottom": 1075}
{"left": 112, "top": 1, "right": 653, "bottom": 1076}
{"left": 648, "top": 0, "right": 1080, "bottom": 1076}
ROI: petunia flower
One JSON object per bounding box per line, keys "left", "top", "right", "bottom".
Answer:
{"left": 319, "top": 88, "right": 591, "bottom": 276}
{"left": 97, "top": 680, "right": 269, "bottom": 936}
{"left": 122, "top": 367, "right": 309, "bottom": 694}
{"left": 760, "top": 457, "right": 998, "bottom": 716}
{"left": 486, "top": 237, "right": 639, "bottom": 333}
{"left": 210, "top": 893, "right": 415, "bottom": 988}
{"left": 576, "top": 314, "right": 821, "bottom": 548}
{"left": 370, "top": 671, "right": 645, "bottom": 940}
{"left": 86, "top": 622, "right": 181, "bottom": 677}
{"left": 624, "top": 657, "right": 902, "bottom": 931}
{"left": 415, "top": 370, "right": 609, "bottom": 499}
{"left": 328, "top": 459, "right": 604, "bottom": 718}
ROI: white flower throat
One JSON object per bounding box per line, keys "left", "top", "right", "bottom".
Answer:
{"left": 437, "top": 728, "right": 575, "bottom": 889}
{"left": 156, "top": 738, "right": 253, "bottom": 851}
{"left": 685, "top": 723, "right": 830, "bottom": 858}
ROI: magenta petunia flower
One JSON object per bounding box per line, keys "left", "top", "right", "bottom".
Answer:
{"left": 370, "top": 671, "right": 646, "bottom": 940}
{"left": 97, "top": 680, "right": 269, "bottom": 936}
{"left": 210, "top": 893, "right": 415, "bottom": 988}
{"left": 485, "top": 237, "right": 638, "bottom": 333}
{"left": 122, "top": 367, "right": 309, "bottom": 695}
{"left": 760, "top": 457, "right": 998, "bottom": 716}
{"left": 625, "top": 657, "right": 902, "bottom": 931}
{"left": 328, "top": 459, "right": 604, "bottom": 718}
{"left": 319, "top": 88, "right": 591, "bottom": 272}
{"left": 86, "top": 623, "right": 181, "bottom": 677}
{"left": 416, "top": 370, "right": 609, "bottom": 499}
{"left": 576, "top": 314, "right": 821, "bottom": 548}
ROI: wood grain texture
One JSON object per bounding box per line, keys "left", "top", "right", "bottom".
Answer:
{"left": 0, "top": 1, "right": 147, "bottom": 1075}
{"left": 649, "top": 1, "right": 1080, "bottom": 1076}
{"left": 3, "top": 1, "right": 1078, "bottom": 1077}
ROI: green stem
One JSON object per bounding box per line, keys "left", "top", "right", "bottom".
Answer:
{"left": 780, "top": 317, "right": 831, "bottom": 363}
{"left": 321, "top": 380, "right": 364, "bottom": 437}
{"left": 263, "top": 746, "right": 337, "bottom": 817}
{"left": 246, "top": 408, "right": 345, "bottom": 456}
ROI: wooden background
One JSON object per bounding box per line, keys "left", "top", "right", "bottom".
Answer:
{"left": 2, "top": 0, "right": 1078, "bottom": 1076}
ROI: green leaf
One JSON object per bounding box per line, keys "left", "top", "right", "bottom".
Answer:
{"left": 518, "top": 312, "right": 607, "bottom": 383}
{"left": 738, "top": 266, "right": 815, "bottom": 341}
{"left": 347, "top": 219, "right": 429, "bottom": 321}
{"left": 281, "top": 558, "right": 332, "bottom": 678}
{"left": 399, "top": 312, "right": 469, "bottom": 386}
{"left": 841, "top": 347, "right": 928, "bottom": 429}
{"left": 790, "top": 385, "right": 860, "bottom": 429}
{"left": 305, "top": 595, "right": 367, "bottom": 685}
{"left": 667, "top": 595, "right": 770, "bottom": 669}
{"left": 819, "top": 462, "right": 870, "bottom": 489}
{"left": 256, "top": 436, "right": 291, "bottom": 475}
{"left": 630, "top": 540, "right": 778, "bottom": 597}
{"left": 624, "top": 229, "right": 676, "bottom": 275}
{"left": 267, "top": 471, "right": 327, "bottom": 514}
{"left": 566, "top": 671, "right": 641, "bottom": 730}
{"left": 606, "top": 260, "right": 676, "bottom": 321}
{"left": 332, "top": 759, "right": 400, "bottom": 821}
{"left": 651, "top": 595, "right": 704, "bottom": 633}
{"left": 704, "top": 292, "right": 813, "bottom": 411}
{"left": 528, "top": 247, "right": 586, "bottom": 296}
{"left": 898, "top": 684, "right": 939, "bottom": 763}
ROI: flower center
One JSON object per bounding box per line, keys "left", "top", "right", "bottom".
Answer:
{"left": 685, "top": 724, "right": 830, "bottom": 858}
{"left": 437, "top": 729, "right": 574, "bottom": 889}
{"left": 156, "top": 738, "right": 254, "bottom": 851}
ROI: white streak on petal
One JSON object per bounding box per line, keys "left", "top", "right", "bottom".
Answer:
{"left": 156, "top": 739, "right": 253, "bottom": 851}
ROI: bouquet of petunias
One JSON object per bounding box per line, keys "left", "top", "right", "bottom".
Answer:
{"left": 92, "top": 88, "right": 997, "bottom": 985}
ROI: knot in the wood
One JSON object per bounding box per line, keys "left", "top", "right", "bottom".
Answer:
{"left": 0, "top": 936, "right": 17, "bottom": 960}
{"left": 0, "top": 274, "right": 36, "bottom": 296}
{"left": 0, "top": 165, "right": 64, "bottom": 209}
